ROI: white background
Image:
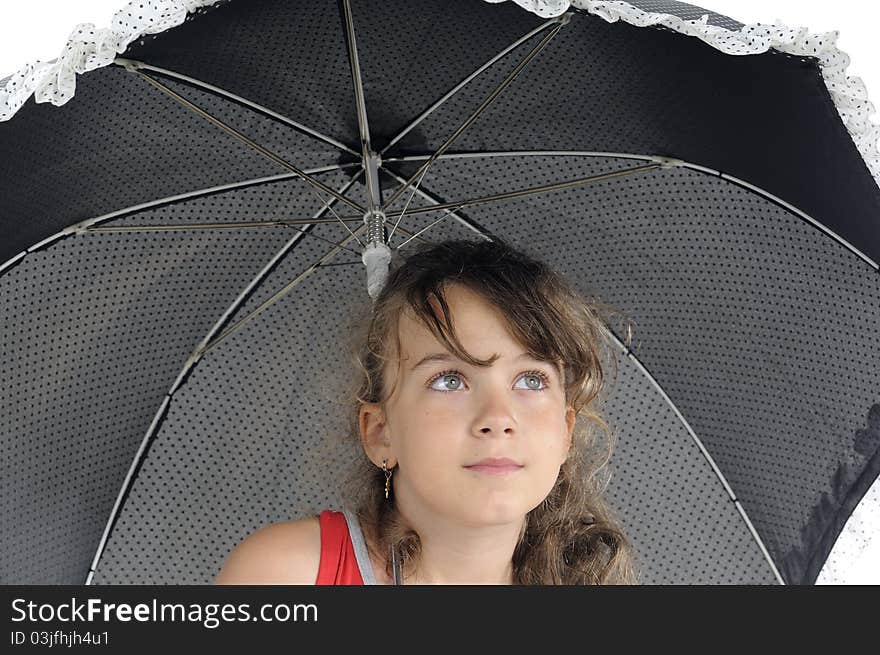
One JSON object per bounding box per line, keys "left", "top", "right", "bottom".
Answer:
{"left": 0, "top": 0, "right": 877, "bottom": 583}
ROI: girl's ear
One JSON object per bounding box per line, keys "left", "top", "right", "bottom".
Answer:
{"left": 359, "top": 402, "right": 395, "bottom": 467}
{"left": 565, "top": 406, "right": 576, "bottom": 453}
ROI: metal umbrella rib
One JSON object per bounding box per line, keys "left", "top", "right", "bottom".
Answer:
{"left": 382, "top": 150, "right": 880, "bottom": 270}
{"left": 341, "top": 0, "right": 379, "bottom": 215}
{"left": 381, "top": 13, "right": 572, "bottom": 211}
{"left": 382, "top": 164, "right": 664, "bottom": 219}
{"left": 0, "top": 168, "right": 357, "bottom": 277}
{"left": 113, "top": 57, "right": 360, "bottom": 158}
{"left": 379, "top": 167, "right": 499, "bottom": 245}
{"left": 717, "top": 172, "right": 880, "bottom": 271}
{"left": 82, "top": 217, "right": 363, "bottom": 233}
{"left": 378, "top": 19, "right": 561, "bottom": 157}
{"left": 619, "top": 345, "right": 787, "bottom": 585}
{"left": 131, "top": 67, "right": 366, "bottom": 216}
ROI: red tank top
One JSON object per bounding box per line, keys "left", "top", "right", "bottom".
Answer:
{"left": 315, "top": 510, "right": 365, "bottom": 585}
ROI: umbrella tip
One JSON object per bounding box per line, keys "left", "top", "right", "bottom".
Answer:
{"left": 362, "top": 241, "right": 392, "bottom": 300}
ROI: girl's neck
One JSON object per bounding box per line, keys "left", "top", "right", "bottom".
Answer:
{"left": 394, "top": 505, "right": 522, "bottom": 585}
{"left": 401, "top": 554, "right": 515, "bottom": 585}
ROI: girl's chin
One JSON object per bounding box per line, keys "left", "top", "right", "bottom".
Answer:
{"left": 458, "top": 503, "right": 530, "bottom": 525}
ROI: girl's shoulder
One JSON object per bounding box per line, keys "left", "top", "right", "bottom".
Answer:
{"left": 214, "top": 515, "right": 321, "bottom": 585}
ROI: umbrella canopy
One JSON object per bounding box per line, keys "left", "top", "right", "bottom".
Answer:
{"left": 1, "top": 0, "right": 878, "bottom": 585}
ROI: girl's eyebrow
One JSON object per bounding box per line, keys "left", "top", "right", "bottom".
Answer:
{"left": 410, "top": 352, "right": 562, "bottom": 379}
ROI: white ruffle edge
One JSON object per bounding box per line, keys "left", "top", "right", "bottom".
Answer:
{"left": 816, "top": 474, "right": 880, "bottom": 585}
{"left": 491, "top": 0, "right": 880, "bottom": 200}
{"left": 0, "top": 0, "right": 221, "bottom": 122}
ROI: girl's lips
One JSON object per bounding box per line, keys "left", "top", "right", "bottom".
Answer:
{"left": 464, "top": 464, "right": 523, "bottom": 475}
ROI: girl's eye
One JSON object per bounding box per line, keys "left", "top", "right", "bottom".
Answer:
{"left": 427, "top": 369, "right": 550, "bottom": 393}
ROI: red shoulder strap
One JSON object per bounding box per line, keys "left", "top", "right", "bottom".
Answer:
{"left": 315, "top": 510, "right": 365, "bottom": 585}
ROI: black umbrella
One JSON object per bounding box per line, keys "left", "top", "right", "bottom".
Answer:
{"left": 1, "top": 0, "right": 878, "bottom": 585}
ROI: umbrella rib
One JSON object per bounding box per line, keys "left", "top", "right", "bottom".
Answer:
{"left": 383, "top": 223, "right": 438, "bottom": 250}
{"left": 84, "top": 217, "right": 366, "bottom": 251}
{"left": 393, "top": 212, "right": 457, "bottom": 251}
{"left": 379, "top": 167, "right": 498, "bottom": 245}
{"left": 719, "top": 171, "right": 880, "bottom": 271}
{"left": 386, "top": 165, "right": 431, "bottom": 243}
{"left": 383, "top": 150, "right": 669, "bottom": 163}
{"left": 341, "top": 0, "right": 381, "bottom": 214}
{"left": 83, "top": 217, "right": 362, "bottom": 233}
{"left": 380, "top": 13, "right": 571, "bottom": 211}
{"left": 385, "top": 151, "right": 880, "bottom": 270}
{"left": 84, "top": 175, "right": 364, "bottom": 584}
{"left": 382, "top": 164, "right": 662, "bottom": 219}
{"left": 113, "top": 58, "right": 359, "bottom": 157}
{"left": 315, "top": 260, "right": 363, "bottom": 268}
{"left": 617, "top": 341, "right": 787, "bottom": 585}
{"left": 197, "top": 225, "right": 368, "bottom": 359}
{"left": 130, "top": 68, "right": 366, "bottom": 214}
{"left": 0, "top": 168, "right": 365, "bottom": 279}
{"left": 378, "top": 19, "right": 560, "bottom": 157}
{"left": 221, "top": 215, "right": 430, "bottom": 252}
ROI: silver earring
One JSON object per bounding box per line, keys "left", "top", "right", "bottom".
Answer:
{"left": 382, "top": 458, "right": 393, "bottom": 500}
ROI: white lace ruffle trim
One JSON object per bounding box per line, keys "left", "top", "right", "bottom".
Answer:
{"left": 0, "top": 0, "right": 221, "bottom": 122}
{"left": 815, "top": 474, "right": 880, "bottom": 585}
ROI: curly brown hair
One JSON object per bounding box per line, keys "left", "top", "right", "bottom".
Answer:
{"left": 334, "top": 237, "right": 640, "bottom": 584}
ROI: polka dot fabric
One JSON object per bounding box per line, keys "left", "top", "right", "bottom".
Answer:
{"left": 0, "top": 228, "right": 294, "bottom": 584}
{"left": 548, "top": 0, "right": 880, "bottom": 188}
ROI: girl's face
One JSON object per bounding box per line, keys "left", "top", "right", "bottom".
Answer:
{"left": 360, "top": 284, "right": 576, "bottom": 528}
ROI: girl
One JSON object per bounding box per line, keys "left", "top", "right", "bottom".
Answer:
{"left": 216, "top": 237, "right": 639, "bottom": 585}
